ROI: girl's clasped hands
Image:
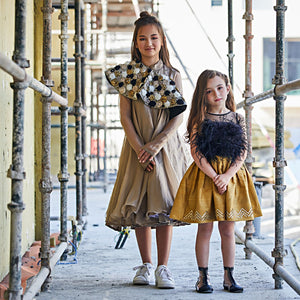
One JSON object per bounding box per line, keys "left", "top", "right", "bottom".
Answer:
{"left": 213, "top": 173, "right": 231, "bottom": 195}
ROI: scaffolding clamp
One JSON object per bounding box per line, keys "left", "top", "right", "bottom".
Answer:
{"left": 57, "top": 171, "right": 70, "bottom": 182}
{"left": 39, "top": 178, "right": 53, "bottom": 194}
{"left": 272, "top": 248, "right": 287, "bottom": 258}
{"left": 7, "top": 201, "right": 25, "bottom": 213}
{"left": 273, "top": 158, "right": 287, "bottom": 168}
{"left": 243, "top": 221, "right": 255, "bottom": 234}
{"left": 7, "top": 165, "right": 26, "bottom": 180}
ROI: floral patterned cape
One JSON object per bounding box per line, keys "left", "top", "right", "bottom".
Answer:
{"left": 105, "top": 60, "right": 186, "bottom": 113}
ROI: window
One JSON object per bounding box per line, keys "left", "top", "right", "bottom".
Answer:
{"left": 263, "top": 38, "right": 300, "bottom": 95}
{"left": 211, "top": 0, "right": 222, "bottom": 6}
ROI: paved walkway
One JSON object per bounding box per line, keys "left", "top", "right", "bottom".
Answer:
{"left": 35, "top": 187, "right": 299, "bottom": 300}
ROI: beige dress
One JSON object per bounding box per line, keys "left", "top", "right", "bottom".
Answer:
{"left": 105, "top": 60, "right": 191, "bottom": 231}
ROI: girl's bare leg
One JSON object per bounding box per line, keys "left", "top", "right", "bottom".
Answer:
{"left": 156, "top": 225, "right": 173, "bottom": 266}
{"left": 135, "top": 226, "right": 152, "bottom": 264}
{"left": 218, "top": 221, "right": 235, "bottom": 267}
{"left": 195, "top": 223, "right": 214, "bottom": 267}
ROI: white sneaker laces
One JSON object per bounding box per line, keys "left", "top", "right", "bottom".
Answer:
{"left": 156, "top": 265, "right": 172, "bottom": 279}
{"left": 133, "top": 263, "right": 152, "bottom": 276}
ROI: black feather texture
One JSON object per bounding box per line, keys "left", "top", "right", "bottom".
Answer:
{"left": 193, "top": 119, "right": 247, "bottom": 165}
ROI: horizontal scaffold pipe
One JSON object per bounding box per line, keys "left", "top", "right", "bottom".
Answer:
{"left": 0, "top": 52, "right": 67, "bottom": 107}
{"left": 51, "top": 106, "right": 86, "bottom": 117}
{"left": 235, "top": 228, "right": 300, "bottom": 295}
{"left": 22, "top": 242, "right": 68, "bottom": 300}
{"left": 236, "top": 78, "right": 300, "bottom": 109}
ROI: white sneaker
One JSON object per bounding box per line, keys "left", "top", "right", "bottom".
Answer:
{"left": 133, "top": 263, "right": 153, "bottom": 285}
{"left": 155, "top": 265, "right": 175, "bottom": 289}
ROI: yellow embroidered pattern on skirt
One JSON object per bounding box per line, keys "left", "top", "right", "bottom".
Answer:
{"left": 170, "top": 158, "right": 262, "bottom": 224}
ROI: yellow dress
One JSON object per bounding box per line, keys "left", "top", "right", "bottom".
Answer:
{"left": 170, "top": 111, "right": 262, "bottom": 223}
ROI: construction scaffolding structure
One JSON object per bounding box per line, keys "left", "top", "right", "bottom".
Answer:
{"left": 1, "top": 0, "right": 300, "bottom": 298}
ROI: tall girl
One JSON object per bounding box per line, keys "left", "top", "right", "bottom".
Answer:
{"left": 170, "top": 69, "right": 262, "bottom": 293}
{"left": 105, "top": 11, "right": 190, "bottom": 289}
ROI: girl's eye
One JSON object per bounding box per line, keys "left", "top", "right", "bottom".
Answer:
{"left": 218, "top": 86, "right": 224, "bottom": 90}
{"left": 206, "top": 90, "right": 211, "bottom": 94}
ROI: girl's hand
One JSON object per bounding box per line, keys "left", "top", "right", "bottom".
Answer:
{"left": 144, "top": 160, "right": 156, "bottom": 172}
{"left": 217, "top": 185, "right": 227, "bottom": 195}
{"left": 213, "top": 174, "right": 231, "bottom": 190}
{"left": 138, "top": 148, "right": 156, "bottom": 172}
{"left": 138, "top": 148, "right": 154, "bottom": 164}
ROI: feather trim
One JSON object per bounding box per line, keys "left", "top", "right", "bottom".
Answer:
{"left": 193, "top": 119, "right": 247, "bottom": 165}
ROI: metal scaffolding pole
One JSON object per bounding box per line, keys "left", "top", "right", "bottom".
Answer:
{"left": 74, "top": 0, "right": 83, "bottom": 225}
{"left": 272, "top": 0, "right": 287, "bottom": 290}
{"left": 81, "top": 3, "right": 88, "bottom": 217}
{"left": 101, "top": 0, "right": 108, "bottom": 192}
{"left": 39, "top": 0, "right": 54, "bottom": 292}
{"left": 242, "top": 0, "right": 255, "bottom": 259}
{"left": 6, "top": 1, "right": 29, "bottom": 299}
{"left": 58, "top": 0, "right": 70, "bottom": 261}
{"left": 227, "top": 0, "right": 235, "bottom": 87}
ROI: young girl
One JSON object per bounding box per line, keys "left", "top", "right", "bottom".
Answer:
{"left": 105, "top": 11, "right": 190, "bottom": 289}
{"left": 170, "top": 70, "right": 262, "bottom": 293}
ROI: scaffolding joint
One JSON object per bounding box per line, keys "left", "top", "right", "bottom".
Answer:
{"left": 273, "top": 5, "right": 287, "bottom": 12}
{"left": 243, "top": 222, "right": 255, "bottom": 234}
{"left": 272, "top": 158, "right": 287, "bottom": 168}
{"left": 7, "top": 201, "right": 25, "bottom": 213}
{"left": 272, "top": 248, "right": 287, "bottom": 259}
{"left": 242, "top": 11, "right": 254, "bottom": 20}
{"left": 74, "top": 153, "right": 84, "bottom": 161}
{"left": 58, "top": 84, "right": 70, "bottom": 93}
{"left": 243, "top": 90, "right": 254, "bottom": 99}
{"left": 58, "top": 34, "right": 69, "bottom": 40}
{"left": 227, "top": 53, "right": 235, "bottom": 60}
{"left": 73, "top": 35, "right": 83, "bottom": 42}
{"left": 226, "top": 35, "right": 235, "bottom": 43}
{"left": 58, "top": 12, "right": 70, "bottom": 21}
{"left": 57, "top": 171, "right": 70, "bottom": 182}
{"left": 272, "top": 74, "right": 286, "bottom": 86}
{"left": 272, "top": 184, "right": 287, "bottom": 192}
{"left": 10, "top": 80, "right": 30, "bottom": 90}
{"left": 41, "top": 76, "right": 55, "bottom": 87}
{"left": 7, "top": 165, "right": 26, "bottom": 180}
{"left": 74, "top": 171, "right": 84, "bottom": 176}
{"left": 39, "top": 178, "right": 53, "bottom": 194}
{"left": 41, "top": 6, "right": 54, "bottom": 16}
{"left": 11, "top": 55, "right": 30, "bottom": 68}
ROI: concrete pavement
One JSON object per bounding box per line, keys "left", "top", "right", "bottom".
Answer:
{"left": 35, "top": 187, "right": 300, "bottom": 300}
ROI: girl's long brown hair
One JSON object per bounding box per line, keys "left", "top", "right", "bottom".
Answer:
{"left": 186, "top": 70, "right": 236, "bottom": 143}
{"left": 131, "top": 11, "right": 175, "bottom": 70}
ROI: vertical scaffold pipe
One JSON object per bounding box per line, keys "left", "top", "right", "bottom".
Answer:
{"left": 81, "top": 3, "right": 88, "bottom": 217}
{"left": 226, "top": 0, "right": 235, "bottom": 87}
{"left": 272, "top": 0, "right": 287, "bottom": 290}
{"left": 101, "top": 0, "right": 108, "bottom": 193}
{"left": 58, "top": 0, "right": 69, "bottom": 259}
{"left": 6, "top": 0, "right": 29, "bottom": 299}
{"left": 242, "top": 0, "right": 255, "bottom": 259}
{"left": 39, "top": 0, "right": 54, "bottom": 292}
{"left": 74, "top": 0, "right": 83, "bottom": 225}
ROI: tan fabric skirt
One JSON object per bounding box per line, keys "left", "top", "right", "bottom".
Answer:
{"left": 170, "top": 158, "right": 262, "bottom": 223}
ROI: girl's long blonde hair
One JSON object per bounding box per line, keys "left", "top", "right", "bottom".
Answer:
{"left": 186, "top": 70, "right": 236, "bottom": 143}
{"left": 131, "top": 11, "right": 174, "bottom": 70}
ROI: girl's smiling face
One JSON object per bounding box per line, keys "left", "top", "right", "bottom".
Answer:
{"left": 136, "top": 24, "right": 162, "bottom": 64}
{"left": 205, "top": 76, "right": 230, "bottom": 113}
